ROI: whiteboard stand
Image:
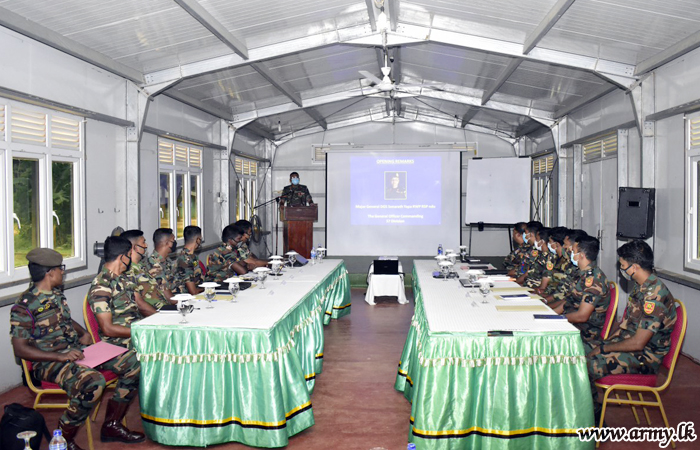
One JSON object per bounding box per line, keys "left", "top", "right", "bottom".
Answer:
{"left": 466, "top": 223, "right": 513, "bottom": 257}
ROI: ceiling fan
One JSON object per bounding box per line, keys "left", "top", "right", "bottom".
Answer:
{"left": 358, "top": 64, "right": 442, "bottom": 99}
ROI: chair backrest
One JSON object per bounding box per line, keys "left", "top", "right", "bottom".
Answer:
{"left": 21, "top": 359, "right": 40, "bottom": 393}
{"left": 374, "top": 259, "right": 399, "bottom": 275}
{"left": 82, "top": 295, "right": 100, "bottom": 344}
{"left": 660, "top": 300, "right": 687, "bottom": 390}
{"left": 602, "top": 282, "right": 620, "bottom": 340}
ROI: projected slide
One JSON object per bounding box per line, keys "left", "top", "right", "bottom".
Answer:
{"left": 327, "top": 150, "right": 461, "bottom": 256}
{"left": 350, "top": 156, "right": 441, "bottom": 225}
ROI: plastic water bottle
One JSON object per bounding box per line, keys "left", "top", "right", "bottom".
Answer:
{"left": 49, "top": 429, "right": 67, "bottom": 450}
{"left": 437, "top": 244, "right": 443, "bottom": 256}
{"left": 310, "top": 247, "right": 317, "bottom": 265}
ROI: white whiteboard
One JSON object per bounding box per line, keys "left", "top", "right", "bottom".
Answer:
{"left": 465, "top": 157, "right": 530, "bottom": 224}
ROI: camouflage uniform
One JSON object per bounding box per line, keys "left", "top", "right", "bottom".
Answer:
{"left": 563, "top": 262, "right": 610, "bottom": 342}
{"left": 281, "top": 184, "right": 313, "bottom": 206}
{"left": 546, "top": 255, "right": 577, "bottom": 301}
{"left": 87, "top": 267, "right": 142, "bottom": 348}
{"left": 9, "top": 286, "right": 139, "bottom": 427}
{"left": 586, "top": 274, "right": 677, "bottom": 410}
{"left": 147, "top": 251, "right": 174, "bottom": 292}
{"left": 504, "top": 244, "right": 527, "bottom": 272}
{"left": 124, "top": 261, "right": 168, "bottom": 310}
{"left": 524, "top": 249, "right": 556, "bottom": 288}
{"left": 172, "top": 248, "right": 205, "bottom": 294}
{"left": 207, "top": 243, "right": 244, "bottom": 282}
{"left": 515, "top": 244, "right": 534, "bottom": 276}
{"left": 237, "top": 242, "right": 252, "bottom": 261}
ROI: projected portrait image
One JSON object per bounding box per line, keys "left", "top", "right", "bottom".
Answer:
{"left": 384, "top": 171, "right": 407, "bottom": 200}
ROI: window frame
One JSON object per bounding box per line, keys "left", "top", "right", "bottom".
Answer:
{"left": 0, "top": 99, "right": 86, "bottom": 285}
{"left": 157, "top": 137, "right": 203, "bottom": 242}
{"left": 234, "top": 157, "right": 258, "bottom": 221}
{"left": 531, "top": 153, "right": 556, "bottom": 227}
{"left": 685, "top": 111, "right": 700, "bottom": 272}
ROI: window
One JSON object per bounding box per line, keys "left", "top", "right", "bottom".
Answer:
{"left": 0, "top": 99, "right": 85, "bottom": 283}
{"left": 685, "top": 112, "right": 700, "bottom": 271}
{"left": 531, "top": 154, "right": 555, "bottom": 227}
{"left": 583, "top": 131, "right": 617, "bottom": 163}
{"left": 234, "top": 157, "right": 258, "bottom": 221}
{"left": 157, "top": 138, "right": 202, "bottom": 240}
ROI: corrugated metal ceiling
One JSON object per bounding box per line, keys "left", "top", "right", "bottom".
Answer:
{"left": 2, "top": 0, "right": 700, "bottom": 139}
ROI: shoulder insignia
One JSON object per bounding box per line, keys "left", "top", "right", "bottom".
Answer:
{"left": 546, "top": 261, "right": 554, "bottom": 271}
{"left": 532, "top": 250, "right": 539, "bottom": 257}
{"left": 585, "top": 277, "right": 593, "bottom": 287}
{"left": 644, "top": 301, "right": 655, "bottom": 315}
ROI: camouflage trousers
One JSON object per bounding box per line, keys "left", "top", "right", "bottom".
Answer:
{"left": 576, "top": 322, "right": 603, "bottom": 344}
{"left": 33, "top": 349, "right": 140, "bottom": 427}
{"left": 584, "top": 340, "right": 655, "bottom": 413}
{"left": 524, "top": 276, "right": 543, "bottom": 289}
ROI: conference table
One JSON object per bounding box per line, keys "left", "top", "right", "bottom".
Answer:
{"left": 131, "top": 260, "right": 351, "bottom": 448}
{"left": 395, "top": 260, "right": 594, "bottom": 449}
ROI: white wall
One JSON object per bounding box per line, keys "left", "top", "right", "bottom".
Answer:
{"left": 0, "top": 28, "right": 227, "bottom": 393}
{"left": 271, "top": 121, "right": 516, "bottom": 258}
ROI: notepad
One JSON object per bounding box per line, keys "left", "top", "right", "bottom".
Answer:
{"left": 495, "top": 305, "right": 551, "bottom": 313}
{"left": 75, "top": 341, "right": 128, "bottom": 368}
{"left": 496, "top": 294, "right": 531, "bottom": 300}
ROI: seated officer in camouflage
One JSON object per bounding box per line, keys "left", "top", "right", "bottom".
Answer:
{"left": 544, "top": 228, "right": 588, "bottom": 308}
{"left": 504, "top": 222, "right": 527, "bottom": 277}
{"left": 206, "top": 224, "right": 249, "bottom": 282}
{"left": 553, "top": 235, "right": 610, "bottom": 343}
{"left": 281, "top": 171, "right": 314, "bottom": 207}
{"left": 121, "top": 229, "right": 169, "bottom": 314}
{"left": 523, "top": 227, "right": 557, "bottom": 291}
{"left": 173, "top": 225, "right": 205, "bottom": 295}
{"left": 515, "top": 221, "right": 543, "bottom": 285}
{"left": 234, "top": 219, "right": 269, "bottom": 270}
{"left": 88, "top": 236, "right": 144, "bottom": 349}
{"left": 541, "top": 227, "right": 571, "bottom": 300}
{"left": 10, "top": 248, "right": 144, "bottom": 449}
{"left": 146, "top": 228, "right": 176, "bottom": 299}
{"left": 585, "top": 240, "right": 677, "bottom": 422}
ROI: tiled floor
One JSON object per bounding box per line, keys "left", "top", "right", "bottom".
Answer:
{"left": 1, "top": 288, "right": 698, "bottom": 449}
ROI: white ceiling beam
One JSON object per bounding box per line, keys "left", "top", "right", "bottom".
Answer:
{"left": 245, "top": 122, "right": 276, "bottom": 141}
{"left": 635, "top": 29, "right": 700, "bottom": 76}
{"left": 387, "top": 0, "right": 400, "bottom": 32}
{"left": 396, "top": 24, "right": 637, "bottom": 88}
{"left": 365, "top": 0, "right": 377, "bottom": 32}
{"left": 249, "top": 62, "right": 302, "bottom": 106}
{"left": 0, "top": 6, "right": 144, "bottom": 83}
{"left": 304, "top": 107, "right": 328, "bottom": 130}
{"left": 144, "top": 23, "right": 373, "bottom": 85}
{"left": 173, "top": 0, "right": 248, "bottom": 59}
{"left": 523, "top": 0, "right": 577, "bottom": 54}
{"left": 461, "top": 108, "right": 479, "bottom": 128}
{"left": 481, "top": 58, "right": 522, "bottom": 105}
{"left": 554, "top": 85, "right": 618, "bottom": 118}
{"left": 165, "top": 89, "right": 233, "bottom": 120}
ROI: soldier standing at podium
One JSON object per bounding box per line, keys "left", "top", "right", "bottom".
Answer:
{"left": 281, "top": 172, "right": 314, "bottom": 206}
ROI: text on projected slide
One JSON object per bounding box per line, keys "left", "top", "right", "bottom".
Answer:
{"left": 350, "top": 156, "right": 441, "bottom": 225}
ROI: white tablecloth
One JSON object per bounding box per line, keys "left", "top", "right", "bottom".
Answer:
{"left": 365, "top": 260, "right": 408, "bottom": 305}
{"left": 414, "top": 260, "right": 577, "bottom": 333}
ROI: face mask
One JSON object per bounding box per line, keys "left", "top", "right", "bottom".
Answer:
{"left": 534, "top": 241, "right": 541, "bottom": 251}
{"left": 548, "top": 243, "right": 556, "bottom": 254}
{"left": 292, "top": 178, "right": 300, "bottom": 185}
{"left": 122, "top": 255, "right": 132, "bottom": 272}
{"left": 620, "top": 265, "right": 633, "bottom": 281}
{"left": 171, "top": 240, "right": 177, "bottom": 253}
{"left": 571, "top": 252, "right": 579, "bottom": 267}
{"left": 523, "top": 234, "right": 529, "bottom": 244}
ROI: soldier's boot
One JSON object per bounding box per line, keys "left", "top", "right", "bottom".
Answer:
{"left": 100, "top": 399, "right": 145, "bottom": 443}
{"left": 59, "top": 421, "right": 85, "bottom": 450}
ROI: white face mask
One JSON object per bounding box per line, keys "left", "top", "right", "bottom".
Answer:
{"left": 523, "top": 233, "right": 529, "bottom": 244}
{"left": 571, "top": 251, "right": 580, "bottom": 267}
{"left": 548, "top": 243, "right": 556, "bottom": 254}
{"left": 534, "top": 241, "right": 541, "bottom": 251}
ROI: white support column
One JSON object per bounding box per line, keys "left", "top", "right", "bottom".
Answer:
{"left": 573, "top": 143, "right": 583, "bottom": 229}
{"left": 552, "top": 120, "right": 572, "bottom": 227}
{"left": 124, "top": 82, "right": 151, "bottom": 229}
{"left": 213, "top": 121, "right": 232, "bottom": 234}
{"left": 641, "top": 77, "right": 656, "bottom": 189}
{"left": 617, "top": 129, "right": 629, "bottom": 189}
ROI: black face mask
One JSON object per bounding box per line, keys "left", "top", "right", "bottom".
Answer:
{"left": 171, "top": 240, "right": 178, "bottom": 253}
{"left": 122, "top": 254, "right": 132, "bottom": 272}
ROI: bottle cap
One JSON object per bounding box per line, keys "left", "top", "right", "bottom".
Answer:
{"left": 53, "top": 429, "right": 62, "bottom": 436}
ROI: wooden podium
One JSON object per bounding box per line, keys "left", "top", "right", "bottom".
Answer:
{"left": 280, "top": 204, "right": 317, "bottom": 259}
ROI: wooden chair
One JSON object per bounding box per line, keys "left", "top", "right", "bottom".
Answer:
{"left": 595, "top": 299, "right": 687, "bottom": 448}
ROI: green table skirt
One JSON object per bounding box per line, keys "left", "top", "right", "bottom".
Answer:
{"left": 132, "top": 262, "right": 351, "bottom": 447}
{"left": 394, "top": 266, "right": 594, "bottom": 450}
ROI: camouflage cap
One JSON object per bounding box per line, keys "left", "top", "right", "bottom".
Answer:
{"left": 26, "top": 248, "right": 63, "bottom": 267}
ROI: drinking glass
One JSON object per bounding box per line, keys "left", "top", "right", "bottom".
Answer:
{"left": 288, "top": 253, "right": 297, "bottom": 268}
{"left": 204, "top": 287, "right": 215, "bottom": 308}
{"left": 467, "top": 273, "right": 478, "bottom": 297}
{"left": 439, "top": 262, "right": 451, "bottom": 281}
{"left": 270, "top": 262, "right": 282, "bottom": 278}
{"left": 479, "top": 281, "right": 491, "bottom": 304}
{"left": 228, "top": 282, "right": 240, "bottom": 302}
{"left": 178, "top": 301, "right": 192, "bottom": 324}
{"left": 17, "top": 431, "right": 36, "bottom": 450}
